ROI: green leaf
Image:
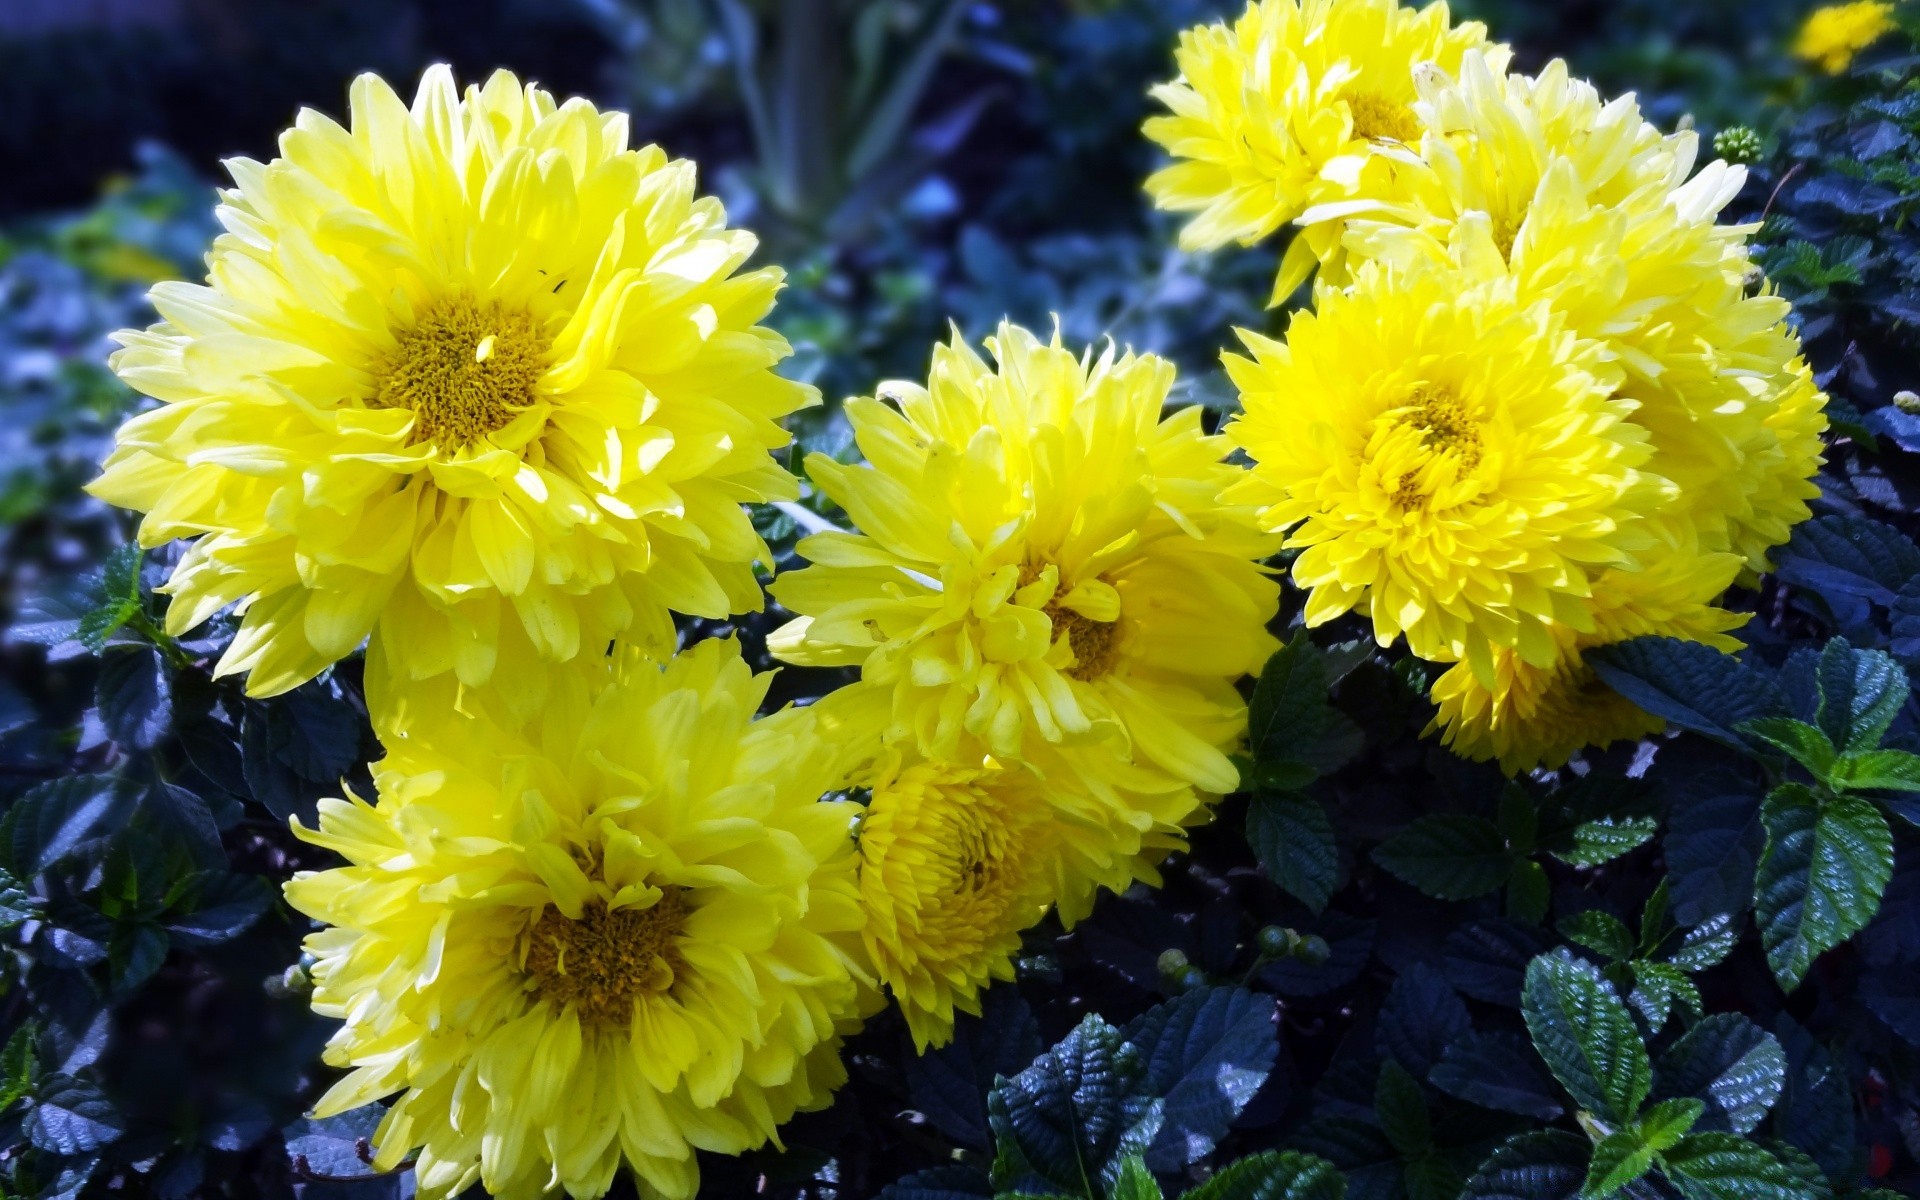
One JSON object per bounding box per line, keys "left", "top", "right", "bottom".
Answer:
{"left": 1583, "top": 1128, "right": 1657, "bottom": 1198}
{"left": 0, "top": 1023, "right": 36, "bottom": 1112}
{"left": 1246, "top": 794, "right": 1338, "bottom": 913}
{"left": 95, "top": 645, "right": 173, "bottom": 751}
{"left": 1772, "top": 515, "right": 1920, "bottom": 608}
{"left": 1754, "top": 785, "right": 1894, "bottom": 990}
{"left": 1587, "top": 638, "right": 1786, "bottom": 748}
{"left": 1506, "top": 859, "right": 1550, "bottom": 925}
{"left": 1, "top": 775, "right": 129, "bottom": 876}
{"left": 1182, "top": 1151, "right": 1346, "bottom": 1200}
{"left": 1461, "top": 1130, "right": 1589, "bottom": 1200}
{"left": 1431, "top": 1031, "right": 1565, "bottom": 1121}
{"left": 1373, "top": 815, "right": 1512, "bottom": 901}
{"left": 1560, "top": 911, "right": 1636, "bottom": 962}
{"left": 75, "top": 545, "right": 143, "bottom": 653}
{"left": 1375, "top": 1060, "right": 1430, "bottom": 1158}
{"left": 25, "top": 1076, "right": 124, "bottom": 1154}
{"left": 0, "top": 865, "right": 37, "bottom": 930}
{"left": 1652, "top": 1014, "right": 1786, "bottom": 1136}
{"left": 1814, "top": 639, "right": 1906, "bottom": 754}
{"left": 1548, "top": 815, "right": 1660, "bottom": 869}
{"left": 1123, "top": 987, "right": 1277, "bottom": 1173}
{"left": 1664, "top": 914, "right": 1739, "bottom": 972}
{"left": 1657, "top": 1132, "right": 1804, "bottom": 1200}
{"left": 1629, "top": 962, "right": 1700, "bottom": 1033}
{"left": 1828, "top": 748, "right": 1920, "bottom": 793}
{"left": 874, "top": 1166, "right": 995, "bottom": 1200}
{"left": 1245, "top": 632, "right": 1363, "bottom": 784}
{"left": 1739, "top": 718, "right": 1838, "bottom": 782}
{"left": 1108, "top": 1157, "right": 1162, "bottom": 1200}
{"left": 1638, "top": 1098, "right": 1706, "bottom": 1151}
{"left": 987, "top": 1015, "right": 1160, "bottom": 1196}
{"left": 1521, "top": 950, "right": 1651, "bottom": 1126}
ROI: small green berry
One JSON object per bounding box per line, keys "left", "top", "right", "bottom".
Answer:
{"left": 1295, "top": 935, "right": 1332, "bottom": 967}
{"left": 1177, "top": 965, "right": 1210, "bottom": 992}
{"left": 1713, "top": 125, "right": 1763, "bottom": 165}
{"left": 1157, "top": 948, "right": 1190, "bottom": 978}
{"left": 1256, "top": 925, "right": 1292, "bottom": 959}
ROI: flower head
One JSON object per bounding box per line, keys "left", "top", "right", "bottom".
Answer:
{"left": 1144, "top": 0, "right": 1504, "bottom": 301}
{"left": 852, "top": 752, "right": 1061, "bottom": 1050}
{"left": 1794, "top": 1, "right": 1899, "bottom": 73}
{"left": 770, "top": 323, "right": 1281, "bottom": 810}
{"left": 1428, "top": 548, "right": 1749, "bottom": 772}
{"left": 1346, "top": 53, "right": 1827, "bottom": 574}
{"left": 90, "top": 66, "right": 814, "bottom": 703}
{"left": 1226, "top": 259, "right": 1665, "bottom": 675}
{"left": 284, "top": 639, "right": 866, "bottom": 1200}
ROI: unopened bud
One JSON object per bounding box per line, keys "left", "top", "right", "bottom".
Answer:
{"left": 1156, "top": 948, "right": 1189, "bottom": 978}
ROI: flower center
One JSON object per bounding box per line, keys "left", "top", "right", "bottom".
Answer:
{"left": 1345, "top": 91, "right": 1422, "bottom": 144}
{"left": 520, "top": 888, "right": 686, "bottom": 1025}
{"left": 1391, "top": 384, "right": 1482, "bottom": 509}
{"left": 377, "top": 294, "right": 548, "bottom": 449}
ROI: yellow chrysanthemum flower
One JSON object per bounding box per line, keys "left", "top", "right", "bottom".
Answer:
{"left": 1143, "top": 0, "right": 1504, "bottom": 302}
{"left": 284, "top": 639, "right": 866, "bottom": 1200}
{"left": 1429, "top": 547, "right": 1749, "bottom": 773}
{"left": 90, "top": 66, "right": 814, "bottom": 703}
{"left": 853, "top": 750, "right": 1061, "bottom": 1050}
{"left": 1795, "top": 1, "right": 1899, "bottom": 73}
{"left": 769, "top": 322, "right": 1281, "bottom": 821}
{"left": 1224, "top": 259, "right": 1669, "bottom": 675}
{"left": 1346, "top": 53, "right": 1827, "bottom": 573}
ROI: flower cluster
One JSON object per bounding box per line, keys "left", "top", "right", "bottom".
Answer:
{"left": 772, "top": 323, "right": 1282, "bottom": 1037}
{"left": 1149, "top": 0, "right": 1827, "bottom": 771}
{"left": 90, "top": 67, "right": 1286, "bottom": 1198}
{"left": 1794, "top": 1, "right": 1899, "bottom": 73}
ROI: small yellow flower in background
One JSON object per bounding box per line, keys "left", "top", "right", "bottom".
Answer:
{"left": 1795, "top": 1, "right": 1899, "bottom": 73}
{"left": 284, "top": 639, "right": 867, "bottom": 1200}
{"left": 1224, "top": 259, "right": 1666, "bottom": 678}
{"left": 90, "top": 66, "right": 814, "bottom": 705}
{"left": 1428, "top": 549, "right": 1750, "bottom": 772}
{"left": 1143, "top": 0, "right": 1505, "bottom": 303}
{"left": 770, "top": 322, "right": 1280, "bottom": 854}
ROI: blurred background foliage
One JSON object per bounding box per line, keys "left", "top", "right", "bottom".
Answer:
{"left": 0, "top": 1, "right": 1909, "bottom": 1198}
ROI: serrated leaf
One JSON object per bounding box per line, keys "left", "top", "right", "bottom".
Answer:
{"left": 0, "top": 865, "right": 37, "bottom": 930}
{"left": 1654, "top": 1015, "right": 1786, "bottom": 1136}
{"left": 1754, "top": 785, "right": 1894, "bottom": 990}
{"left": 1585, "top": 1128, "right": 1658, "bottom": 1198}
{"left": 95, "top": 645, "right": 172, "bottom": 750}
{"left": 1110, "top": 1157, "right": 1163, "bottom": 1200}
{"left": 26, "top": 1077, "right": 124, "bottom": 1154}
{"left": 1815, "top": 639, "right": 1907, "bottom": 753}
{"left": 1374, "top": 1059, "right": 1430, "bottom": 1158}
{"left": 1829, "top": 747, "right": 1920, "bottom": 792}
{"left": 1183, "top": 1151, "right": 1347, "bottom": 1200}
{"left": 874, "top": 1165, "right": 996, "bottom": 1200}
{"left": 1560, "top": 911, "right": 1636, "bottom": 962}
{"left": 1768, "top": 1017, "right": 1853, "bottom": 1180}
{"left": 1522, "top": 950, "right": 1650, "bottom": 1125}
{"left": 1638, "top": 1098, "right": 1705, "bottom": 1151}
{"left": 1739, "top": 718, "right": 1839, "bottom": 781}
{"left": 1373, "top": 815, "right": 1512, "bottom": 901}
{"left": 1665, "top": 785, "right": 1764, "bottom": 926}
{"left": 1462, "top": 1130, "right": 1589, "bottom": 1200}
{"left": 1376, "top": 963, "right": 1471, "bottom": 1078}
{"left": 1431, "top": 1030, "right": 1565, "bottom": 1121}
{"left": 1629, "top": 962, "right": 1699, "bottom": 1033}
{"left": 165, "top": 873, "right": 272, "bottom": 947}
{"left": 1551, "top": 815, "right": 1661, "bottom": 869}
{"left": 1507, "top": 859, "right": 1550, "bottom": 925}
{"left": 1664, "top": 914, "right": 1739, "bottom": 972}
{"left": 1246, "top": 633, "right": 1363, "bottom": 784}
{"left": 2, "top": 776, "right": 128, "bottom": 876}
{"left": 1657, "top": 1133, "right": 1803, "bottom": 1200}
{"left": 283, "top": 1107, "right": 385, "bottom": 1181}
{"left": 1123, "top": 987, "right": 1277, "bottom": 1172}
{"left": 1772, "top": 515, "right": 1920, "bottom": 608}
{"left": 905, "top": 987, "right": 1041, "bottom": 1151}
{"left": 1588, "top": 639, "right": 1787, "bottom": 748}
{"left": 1443, "top": 919, "right": 1555, "bottom": 1007}
{"left": 1247, "top": 793, "right": 1338, "bottom": 913}
{"left": 0, "top": 1022, "right": 36, "bottom": 1112}
{"left": 987, "top": 1014, "right": 1160, "bottom": 1196}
